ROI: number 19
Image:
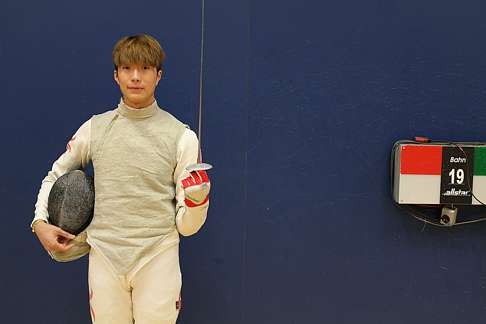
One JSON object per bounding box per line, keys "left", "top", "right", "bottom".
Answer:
{"left": 449, "top": 168, "right": 464, "bottom": 184}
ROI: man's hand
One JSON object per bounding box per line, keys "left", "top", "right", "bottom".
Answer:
{"left": 182, "top": 169, "right": 210, "bottom": 207}
{"left": 33, "top": 221, "right": 75, "bottom": 253}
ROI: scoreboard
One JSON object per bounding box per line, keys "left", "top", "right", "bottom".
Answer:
{"left": 392, "top": 142, "right": 486, "bottom": 205}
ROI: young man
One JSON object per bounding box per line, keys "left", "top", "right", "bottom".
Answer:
{"left": 32, "top": 34, "right": 210, "bottom": 324}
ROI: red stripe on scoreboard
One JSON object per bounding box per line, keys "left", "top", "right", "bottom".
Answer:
{"left": 400, "top": 145, "right": 442, "bottom": 175}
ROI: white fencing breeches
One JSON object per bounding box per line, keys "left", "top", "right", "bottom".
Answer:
{"left": 88, "top": 243, "right": 182, "bottom": 324}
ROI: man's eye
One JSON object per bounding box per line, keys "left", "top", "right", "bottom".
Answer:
{"left": 143, "top": 66, "right": 150, "bottom": 70}
{"left": 122, "top": 66, "right": 130, "bottom": 70}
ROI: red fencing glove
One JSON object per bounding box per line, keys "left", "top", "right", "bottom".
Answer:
{"left": 182, "top": 170, "right": 210, "bottom": 207}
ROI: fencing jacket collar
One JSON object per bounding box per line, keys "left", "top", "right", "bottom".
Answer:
{"left": 117, "top": 98, "right": 158, "bottom": 119}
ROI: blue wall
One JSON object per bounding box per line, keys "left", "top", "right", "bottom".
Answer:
{"left": 3, "top": 0, "right": 486, "bottom": 323}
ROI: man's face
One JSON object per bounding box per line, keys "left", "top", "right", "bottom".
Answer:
{"left": 114, "top": 63, "right": 162, "bottom": 108}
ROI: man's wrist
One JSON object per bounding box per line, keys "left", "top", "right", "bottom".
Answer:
{"left": 31, "top": 219, "right": 47, "bottom": 233}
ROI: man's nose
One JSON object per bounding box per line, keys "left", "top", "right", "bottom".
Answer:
{"left": 131, "top": 69, "right": 141, "bottom": 81}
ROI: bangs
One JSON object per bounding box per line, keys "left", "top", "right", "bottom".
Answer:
{"left": 116, "top": 45, "right": 159, "bottom": 67}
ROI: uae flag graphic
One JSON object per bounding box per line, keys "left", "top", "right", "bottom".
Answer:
{"left": 473, "top": 147, "right": 486, "bottom": 205}
{"left": 397, "top": 144, "right": 486, "bottom": 205}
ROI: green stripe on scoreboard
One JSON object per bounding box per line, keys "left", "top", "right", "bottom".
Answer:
{"left": 474, "top": 147, "right": 486, "bottom": 176}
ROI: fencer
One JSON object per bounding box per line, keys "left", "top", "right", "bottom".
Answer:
{"left": 32, "top": 34, "right": 211, "bottom": 324}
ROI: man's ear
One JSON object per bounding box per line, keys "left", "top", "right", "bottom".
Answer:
{"left": 114, "top": 69, "right": 120, "bottom": 85}
{"left": 155, "top": 69, "right": 163, "bottom": 86}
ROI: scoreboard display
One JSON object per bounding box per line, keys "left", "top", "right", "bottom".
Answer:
{"left": 392, "top": 142, "right": 486, "bottom": 205}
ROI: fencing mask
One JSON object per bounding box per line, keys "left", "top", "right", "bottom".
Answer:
{"left": 47, "top": 170, "right": 94, "bottom": 262}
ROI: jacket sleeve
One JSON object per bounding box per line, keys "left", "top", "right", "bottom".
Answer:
{"left": 32, "top": 120, "right": 92, "bottom": 227}
{"left": 173, "top": 128, "right": 210, "bottom": 236}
